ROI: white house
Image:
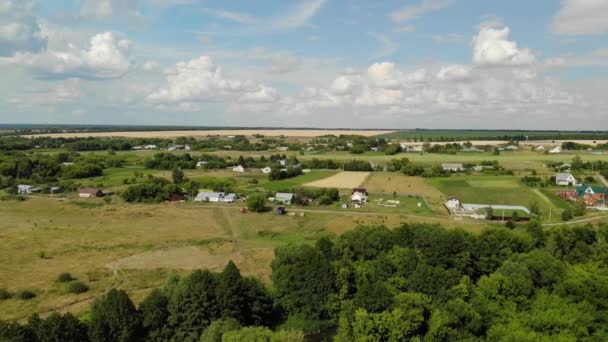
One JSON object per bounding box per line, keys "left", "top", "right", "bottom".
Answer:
{"left": 442, "top": 163, "right": 464, "bottom": 172}
{"left": 196, "top": 161, "right": 208, "bottom": 168}
{"left": 536, "top": 145, "right": 545, "bottom": 151}
{"left": 79, "top": 188, "right": 102, "bottom": 198}
{"left": 184, "top": 145, "right": 191, "bottom": 151}
{"left": 195, "top": 192, "right": 224, "bottom": 202}
{"left": 549, "top": 146, "right": 562, "bottom": 154}
{"left": 279, "top": 160, "right": 287, "bottom": 167}
{"left": 17, "top": 184, "right": 41, "bottom": 194}
{"left": 277, "top": 146, "right": 289, "bottom": 151}
{"left": 505, "top": 145, "right": 519, "bottom": 151}
{"left": 444, "top": 197, "right": 462, "bottom": 213}
{"left": 261, "top": 167, "right": 272, "bottom": 174}
{"left": 232, "top": 165, "right": 245, "bottom": 173}
{"left": 556, "top": 173, "right": 577, "bottom": 186}
{"left": 274, "top": 193, "right": 295, "bottom": 204}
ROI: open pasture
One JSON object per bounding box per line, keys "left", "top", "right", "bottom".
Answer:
{"left": 362, "top": 173, "right": 446, "bottom": 211}
{"left": 3, "top": 197, "right": 453, "bottom": 320}
{"left": 427, "top": 175, "right": 557, "bottom": 214}
{"left": 304, "top": 171, "right": 370, "bottom": 189}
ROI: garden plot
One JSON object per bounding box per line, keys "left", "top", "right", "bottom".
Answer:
{"left": 304, "top": 171, "right": 370, "bottom": 189}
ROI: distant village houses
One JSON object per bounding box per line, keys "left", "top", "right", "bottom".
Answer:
{"left": 442, "top": 163, "right": 464, "bottom": 172}
{"left": 555, "top": 173, "right": 577, "bottom": 186}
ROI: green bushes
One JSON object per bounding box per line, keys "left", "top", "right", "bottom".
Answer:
{"left": 66, "top": 282, "right": 89, "bottom": 294}
{"left": 0, "top": 288, "right": 11, "bottom": 300}
{"left": 57, "top": 272, "right": 74, "bottom": 283}
{"left": 15, "top": 289, "right": 36, "bottom": 300}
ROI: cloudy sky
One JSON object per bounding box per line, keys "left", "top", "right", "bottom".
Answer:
{"left": 1, "top": 0, "right": 607, "bottom": 129}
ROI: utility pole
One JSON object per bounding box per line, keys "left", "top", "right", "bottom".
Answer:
{"left": 549, "top": 207, "right": 552, "bottom": 224}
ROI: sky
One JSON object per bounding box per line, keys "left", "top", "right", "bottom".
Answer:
{"left": 0, "top": 0, "right": 607, "bottom": 129}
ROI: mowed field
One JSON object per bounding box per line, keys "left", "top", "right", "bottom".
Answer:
{"left": 2, "top": 197, "right": 439, "bottom": 321}
{"left": 427, "top": 175, "right": 558, "bottom": 214}
{"left": 305, "top": 171, "right": 371, "bottom": 189}
{"left": 362, "top": 173, "right": 446, "bottom": 211}
{"left": 24, "top": 129, "right": 394, "bottom": 139}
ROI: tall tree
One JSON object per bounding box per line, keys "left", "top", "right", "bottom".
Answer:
{"left": 88, "top": 289, "right": 142, "bottom": 342}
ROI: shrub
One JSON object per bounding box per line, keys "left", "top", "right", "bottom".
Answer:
{"left": 0, "top": 288, "right": 11, "bottom": 300}
{"left": 16, "top": 289, "right": 36, "bottom": 300}
{"left": 247, "top": 193, "right": 267, "bottom": 212}
{"left": 66, "top": 281, "right": 89, "bottom": 294}
{"left": 57, "top": 272, "right": 74, "bottom": 283}
{"left": 38, "top": 251, "right": 47, "bottom": 259}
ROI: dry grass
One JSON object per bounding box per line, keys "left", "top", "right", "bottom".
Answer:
{"left": 3, "top": 197, "right": 458, "bottom": 320}
{"left": 24, "top": 129, "right": 394, "bottom": 139}
{"left": 305, "top": 171, "right": 370, "bottom": 189}
{"left": 362, "top": 173, "right": 446, "bottom": 211}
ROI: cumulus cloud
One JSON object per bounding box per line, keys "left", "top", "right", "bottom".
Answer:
{"left": 267, "top": 53, "right": 301, "bottom": 74}
{"left": 473, "top": 26, "right": 535, "bottom": 66}
{"left": 146, "top": 56, "right": 279, "bottom": 108}
{"left": 551, "top": 0, "right": 608, "bottom": 35}
{"left": 437, "top": 65, "right": 471, "bottom": 81}
{"left": 0, "top": 0, "right": 46, "bottom": 56}
{"left": 390, "top": 0, "right": 452, "bottom": 23}
{"left": 78, "top": 0, "right": 143, "bottom": 21}
{"left": 5, "top": 31, "right": 132, "bottom": 79}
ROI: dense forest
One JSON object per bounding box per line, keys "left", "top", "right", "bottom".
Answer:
{"left": 2, "top": 222, "right": 607, "bottom": 341}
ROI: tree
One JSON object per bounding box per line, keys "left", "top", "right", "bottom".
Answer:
{"left": 562, "top": 207, "right": 573, "bottom": 221}
{"left": 529, "top": 201, "right": 541, "bottom": 216}
{"left": 88, "top": 289, "right": 142, "bottom": 342}
{"left": 246, "top": 193, "right": 267, "bottom": 212}
{"left": 271, "top": 244, "right": 335, "bottom": 319}
{"left": 573, "top": 200, "right": 587, "bottom": 217}
{"left": 172, "top": 167, "right": 185, "bottom": 184}
{"left": 167, "top": 270, "right": 219, "bottom": 340}
{"left": 216, "top": 261, "right": 247, "bottom": 322}
{"left": 140, "top": 289, "right": 169, "bottom": 341}
{"left": 199, "top": 319, "right": 240, "bottom": 342}
{"left": 28, "top": 313, "right": 88, "bottom": 342}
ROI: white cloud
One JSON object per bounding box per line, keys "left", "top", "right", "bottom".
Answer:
{"left": 551, "top": 0, "right": 608, "bottom": 35}
{"left": 0, "top": 0, "right": 46, "bottom": 56}
{"left": 5, "top": 31, "right": 132, "bottom": 79}
{"left": 146, "top": 56, "right": 280, "bottom": 108}
{"left": 203, "top": 8, "right": 255, "bottom": 25}
{"left": 270, "top": 0, "right": 327, "bottom": 30}
{"left": 369, "top": 33, "right": 398, "bottom": 58}
{"left": 79, "top": 0, "right": 142, "bottom": 21}
{"left": 473, "top": 26, "right": 536, "bottom": 66}
{"left": 437, "top": 65, "right": 471, "bottom": 81}
{"left": 390, "top": 0, "right": 452, "bottom": 23}
{"left": 267, "top": 53, "right": 301, "bottom": 74}
{"left": 432, "top": 33, "right": 465, "bottom": 44}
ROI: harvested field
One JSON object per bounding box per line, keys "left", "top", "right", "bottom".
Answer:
{"left": 24, "top": 129, "right": 394, "bottom": 139}
{"left": 305, "top": 171, "right": 370, "bottom": 189}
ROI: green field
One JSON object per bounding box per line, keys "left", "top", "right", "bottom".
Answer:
{"left": 262, "top": 171, "right": 338, "bottom": 191}
{"left": 427, "top": 175, "right": 558, "bottom": 216}
{"left": 378, "top": 130, "right": 608, "bottom": 141}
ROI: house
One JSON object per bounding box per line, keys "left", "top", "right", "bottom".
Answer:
{"left": 462, "top": 147, "right": 482, "bottom": 152}
{"left": 505, "top": 145, "right": 519, "bottom": 151}
{"left": 196, "top": 161, "right": 208, "bottom": 168}
{"left": 556, "top": 173, "right": 577, "bottom": 186}
{"left": 232, "top": 165, "right": 245, "bottom": 173}
{"left": 351, "top": 188, "right": 368, "bottom": 207}
{"left": 168, "top": 145, "right": 184, "bottom": 151}
{"left": 536, "top": 145, "right": 545, "bottom": 151}
{"left": 576, "top": 186, "right": 608, "bottom": 207}
{"left": 17, "top": 184, "right": 41, "bottom": 194}
{"left": 184, "top": 145, "right": 191, "bottom": 151}
{"left": 277, "top": 146, "right": 289, "bottom": 151}
{"left": 279, "top": 160, "right": 287, "bottom": 167}
{"left": 275, "top": 192, "right": 295, "bottom": 204}
{"left": 62, "top": 162, "right": 74, "bottom": 166}
{"left": 444, "top": 197, "right": 462, "bottom": 213}
{"left": 195, "top": 192, "right": 224, "bottom": 202}
{"left": 79, "top": 188, "right": 103, "bottom": 198}
{"left": 442, "top": 163, "right": 464, "bottom": 172}
{"left": 557, "top": 190, "right": 577, "bottom": 201}
{"left": 50, "top": 186, "right": 63, "bottom": 194}
{"left": 169, "top": 192, "right": 186, "bottom": 202}
{"left": 370, "top": 147, "right": 379, "bottom": 152}
{"left": 408, "top": 145, "right": 424, "bottom": 153}
{"left": 261, "top": 166, "right": 272, "bottom": 174}
{"left": 549, "top": 146, "right": 562, "bottom": 154}
{"left": 223, "top": 193, "right": 238, "bottom": 203}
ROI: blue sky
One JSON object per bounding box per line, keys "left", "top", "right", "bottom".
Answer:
{"left": 1, "top": 0, "right": 607, "bottom": 129}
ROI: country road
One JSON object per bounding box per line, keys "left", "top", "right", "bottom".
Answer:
{"left": 599, "top": 174, "right": 608, "bottom": 187}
